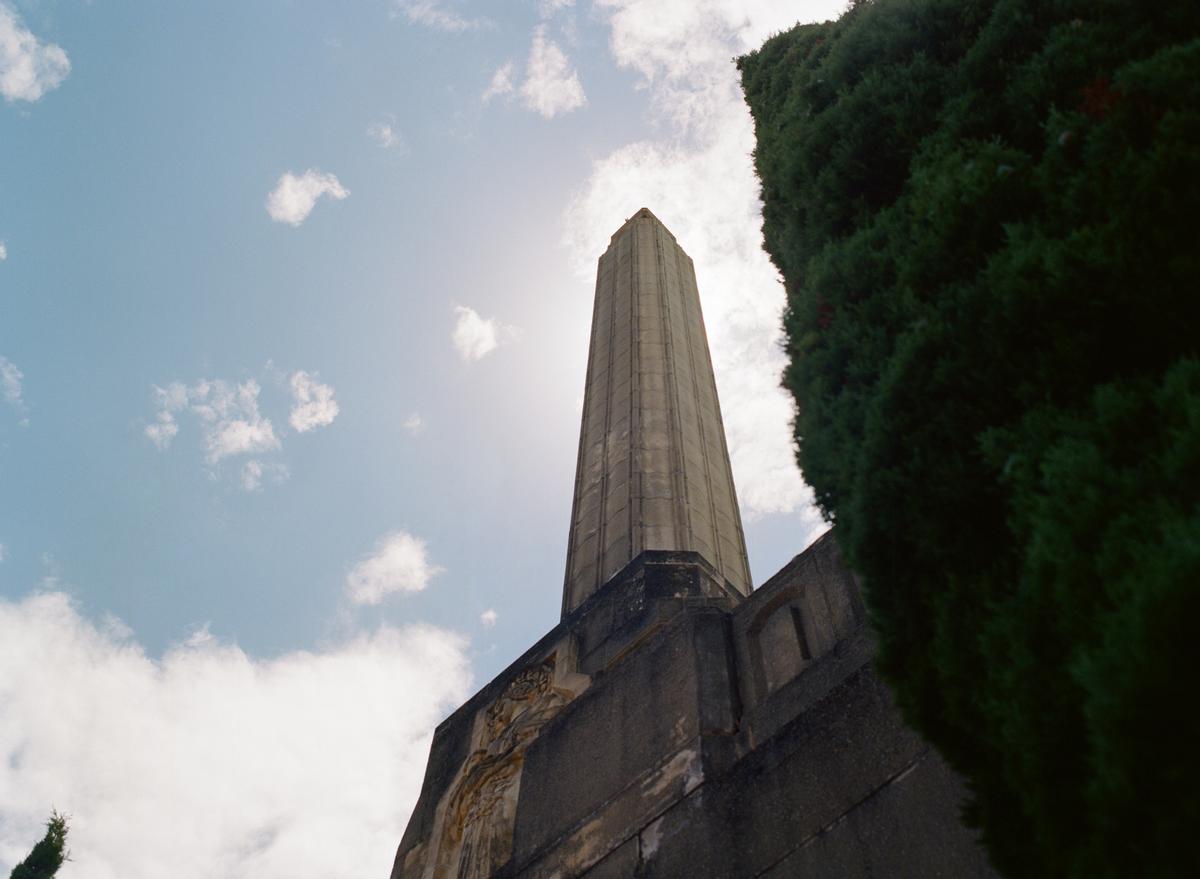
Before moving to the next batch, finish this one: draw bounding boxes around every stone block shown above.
[513,629,701,861]
[578,838,639,879]
[759,751,990,879]
[637,789,736,879]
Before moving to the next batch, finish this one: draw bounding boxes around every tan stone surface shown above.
[562,208,752,614]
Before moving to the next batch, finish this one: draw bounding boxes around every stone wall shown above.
[390,532,996,878]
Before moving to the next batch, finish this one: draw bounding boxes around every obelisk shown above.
[562,208,752,615]
[391,210,993,879]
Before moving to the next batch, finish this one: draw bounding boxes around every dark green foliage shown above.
[739,2,1200,875]
[9,812,68,879]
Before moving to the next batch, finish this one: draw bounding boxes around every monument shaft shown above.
[563,209,751,614]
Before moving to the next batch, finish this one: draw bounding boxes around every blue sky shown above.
[0,1,842,875]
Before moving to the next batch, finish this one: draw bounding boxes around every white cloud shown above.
[288,370,339,433]
[240,460,263,491]
[520,25,586,118]
[265,170,349,227]
[346,530,444,605]
[145,378,279,465]
[481,61,515,104]
[0,3,70,103]
[145,367,336,487]
[191,379,279,464]
[0,241,7,260]
[144,403,180,450]
[391,0,489,32]
[239,459,288,492]
[452,305,519,363]
[0,544,6,563]
[143,417,178,450]
[183,621,216,649]
[0,591,471,879]
[538,0,575,16]
[564,0,841,527]
[404,412,425,436]
[0,354,28,426]
[480,609,498,627]
[367,117,406,151]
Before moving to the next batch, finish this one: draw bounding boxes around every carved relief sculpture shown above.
[424,655,581,879]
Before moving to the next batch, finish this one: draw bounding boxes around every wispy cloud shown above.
[145,367,336,489]
[346,530,444,605]
[240,459,266,492]
[403,412,425,436]
[288,370,339,433]
[265,170,349,226]
[0,355,28,426]
[538,0,575,16]
[367,116,406,151]
[481,61,515,104]
[520,25,585,118]
[565,0,842,528]
[480,608,498,627]
[452,305,519,363]
[0,3,70,103]
[144,411,179,450]
[0,590,470,878]
[0,241,7,261]
[391,0,490,32]
[240,459,288,492]
[200,385,278,464]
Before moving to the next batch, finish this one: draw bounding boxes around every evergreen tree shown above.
[739,1,1200,876]
[9,813,68,879]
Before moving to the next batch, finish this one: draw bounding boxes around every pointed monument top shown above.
[608,207,677,243]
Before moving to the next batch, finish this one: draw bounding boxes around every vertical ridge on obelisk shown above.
[562,208,752,615]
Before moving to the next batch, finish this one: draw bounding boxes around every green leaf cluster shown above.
[9,812,68,879]
[738,2,1200,875]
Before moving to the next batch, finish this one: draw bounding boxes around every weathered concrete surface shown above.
[563,208,752,614]
[390,535,997,879]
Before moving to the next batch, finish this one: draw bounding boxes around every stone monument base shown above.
[391,532,996,878]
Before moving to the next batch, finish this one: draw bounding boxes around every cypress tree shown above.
[739,2,1200,875]
[9,813,68,879]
